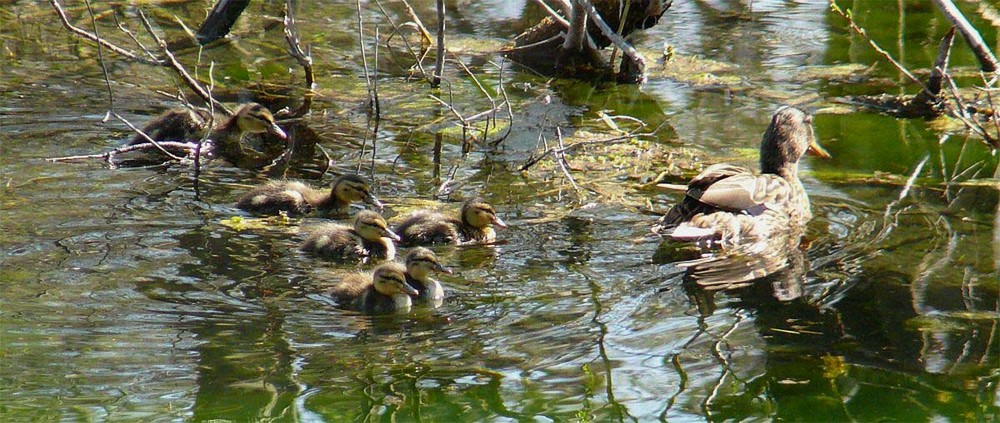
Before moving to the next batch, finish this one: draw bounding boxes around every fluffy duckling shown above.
[653,106,830,245]
[127,102,287,165]
[327,262,418,313]
[403,247,452,305]
[236,174,382,217]
[301,210,401,262]
[395,197,507,246]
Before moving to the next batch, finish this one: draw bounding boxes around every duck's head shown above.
[461,197,507,230]
[332,174,383,209]
[372,262,418,297]
[354,210,401,242]
[233,103,287,140]
[404,247,452,281]
[759,106,829,175]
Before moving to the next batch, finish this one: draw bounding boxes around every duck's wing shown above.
[654,164,749,232]
[689,171,792,216]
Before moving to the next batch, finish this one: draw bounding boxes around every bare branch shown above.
[932,0,999,72]
[136,9,231,115]
[281,0,314,119]
[432,0,446,87]
[49,0,166,66]
[47,141,195,163]
[830,1,933,97]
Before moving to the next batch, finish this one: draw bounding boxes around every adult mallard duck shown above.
[127,102,287,166]
[653,106,830,245]
[326,262,418,313]
[403,247,452,306]
[301,210,401,262]
[395,197,507,246]
[236,174,382,217]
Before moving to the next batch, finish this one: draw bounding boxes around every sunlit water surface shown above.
[1,0,997,421]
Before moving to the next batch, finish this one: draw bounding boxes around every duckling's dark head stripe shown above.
[382,275,405,284]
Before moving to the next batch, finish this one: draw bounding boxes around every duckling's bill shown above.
[493,216,508,228]
[401,282,419,296]
[268,123,288,140]
[384,228,401,241]
[365,193,384,209]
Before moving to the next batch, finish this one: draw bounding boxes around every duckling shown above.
[127,102,287,166]
[236,174,382,217]
[395,197,507,246]
[403,247,452,305]
[327,262,418,313]
[301,210,401,262]
[653,106,830,245]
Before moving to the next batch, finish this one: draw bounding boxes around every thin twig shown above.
[136,9,230,115]
[489,59,514,146]
[49,0,166,66]
[554,127,583,198]
[830,1,933,97]
[356,0,375,116]
[112,112,186,161]
[374,0,430,82]
[194,61,217,198]
[532,0,570,27]
[47,141,196,162]
[83,0,113,110]
[282,0,314,119]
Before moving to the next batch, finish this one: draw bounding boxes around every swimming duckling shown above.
[653,106,830,245]
[327,262,418,313]
[301,210,401,262]
[236,174,382,217]
[403,247,452,305]
[395,197,507,246]
[127,102,287,166]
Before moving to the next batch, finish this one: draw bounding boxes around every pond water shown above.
[2,0,998,421]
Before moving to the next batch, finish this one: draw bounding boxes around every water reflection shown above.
[2,0,998,421]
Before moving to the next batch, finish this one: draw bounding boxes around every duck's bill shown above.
[384,229,402,242]
[807,140,831,158]
[401,283,419,296]
[365,195,384,209]
[492,216,508,228]
[436,264,454,275]
[268,123,288,140]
